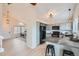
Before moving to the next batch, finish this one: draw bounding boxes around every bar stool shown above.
[45,44,55,56]
[62,49,75,56]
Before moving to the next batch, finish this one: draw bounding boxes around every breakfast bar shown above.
[46,37,79,56]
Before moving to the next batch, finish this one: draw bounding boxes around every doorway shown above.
[13,25,27,42]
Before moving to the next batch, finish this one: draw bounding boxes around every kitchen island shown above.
[46,37,79,56]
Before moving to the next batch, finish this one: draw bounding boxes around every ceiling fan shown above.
[30,3,37,6]
[8,3,12,5]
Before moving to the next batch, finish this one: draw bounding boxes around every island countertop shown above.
[45,37,79,56]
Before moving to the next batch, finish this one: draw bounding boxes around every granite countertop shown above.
[46,37,59,43]
[46,37,79,49]
[58,38,79,49]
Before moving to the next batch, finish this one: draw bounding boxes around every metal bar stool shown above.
[62,49,75,56]
[45,44,55,56]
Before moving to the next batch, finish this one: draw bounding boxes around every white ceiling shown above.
[35,3,76,24]
[9,3,76,25]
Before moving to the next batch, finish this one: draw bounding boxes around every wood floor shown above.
[0,38,46,56]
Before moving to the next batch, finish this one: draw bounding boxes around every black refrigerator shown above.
[40,26,46,44]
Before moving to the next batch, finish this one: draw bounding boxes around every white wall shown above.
[0,4,11,39]
[73,17,78,33]
[60,23,72,31]
[72,4,79,33]
[31,21,40,48]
